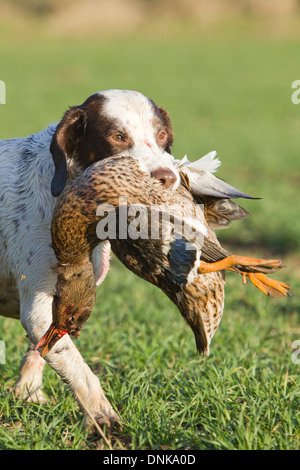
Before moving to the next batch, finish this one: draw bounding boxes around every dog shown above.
[0,89,180,425]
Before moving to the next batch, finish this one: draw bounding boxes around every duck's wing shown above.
[175,152,254,198]
[169,213,230,264]
[183,168,255,200]
[176,152,256,229]
[203,198,250,230]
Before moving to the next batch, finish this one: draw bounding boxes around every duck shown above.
[35,154,290,357]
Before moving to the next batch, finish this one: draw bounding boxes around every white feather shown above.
[175,151,221,174]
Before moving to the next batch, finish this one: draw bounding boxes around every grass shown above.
[0,20,299,449]
[1,263,299,449]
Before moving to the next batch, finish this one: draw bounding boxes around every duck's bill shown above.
[35,324,68,357]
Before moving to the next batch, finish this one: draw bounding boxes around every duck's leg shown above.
[197,255,284,275]
[242,272,291,297]
[197,255,291,297]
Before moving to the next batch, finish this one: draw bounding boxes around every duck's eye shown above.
[111,134,125,143]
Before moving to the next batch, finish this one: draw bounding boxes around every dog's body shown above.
[0,90,179,424]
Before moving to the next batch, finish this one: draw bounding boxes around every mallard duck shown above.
[35,155,290,357]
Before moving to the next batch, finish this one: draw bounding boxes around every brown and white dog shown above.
[0,90,180,425]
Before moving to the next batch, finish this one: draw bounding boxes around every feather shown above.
[44,156,290,360]
[186,171,255,199]
[205,199,251,230]
[176,152,256,200]
[175,151,221,173]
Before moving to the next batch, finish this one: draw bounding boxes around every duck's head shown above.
[35,262,96,357]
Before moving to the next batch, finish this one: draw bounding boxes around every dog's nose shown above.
[151,168,177,189]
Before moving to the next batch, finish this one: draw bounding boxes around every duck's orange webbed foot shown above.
[197,255,284,275]
[242,272,291,297]
[197,255,291,297]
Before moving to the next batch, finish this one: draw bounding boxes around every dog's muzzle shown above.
[151,167,178,189]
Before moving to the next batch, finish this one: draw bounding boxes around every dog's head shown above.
[50,89,180,197]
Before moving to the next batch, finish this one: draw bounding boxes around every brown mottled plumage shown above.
[36,156,290,357]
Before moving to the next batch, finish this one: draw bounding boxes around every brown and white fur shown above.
[0,90,180,425]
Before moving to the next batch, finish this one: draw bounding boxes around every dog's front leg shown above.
[15,343,47,403]
[44,334,121,427]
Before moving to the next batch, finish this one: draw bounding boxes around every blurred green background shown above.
[0,0,299,450]
[1,0,300,256]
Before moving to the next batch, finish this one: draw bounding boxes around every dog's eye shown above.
[111,134,125,143]
[157,130,167,143]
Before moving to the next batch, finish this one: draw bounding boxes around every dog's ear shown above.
[50,106,86,197]
[158,106,174,153]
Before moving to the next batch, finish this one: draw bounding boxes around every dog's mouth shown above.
[122,153,180,190]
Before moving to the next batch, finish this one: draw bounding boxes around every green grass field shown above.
[0,22,299,450]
